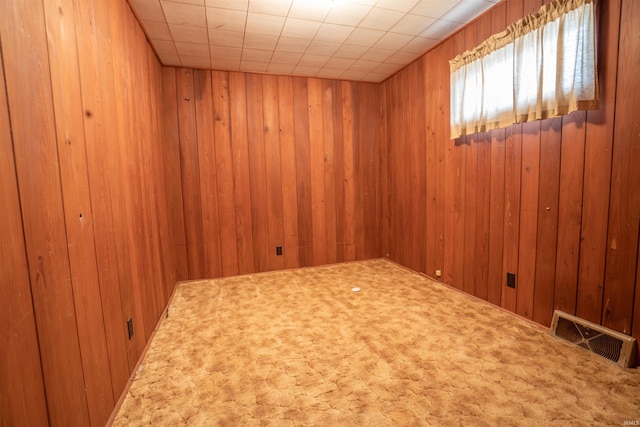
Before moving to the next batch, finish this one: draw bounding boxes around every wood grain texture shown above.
[384,0,640,342]
[0,37,50,427]
[2,0,182,423]
[44,0,114,422]
[603,0,639,336]
[165,72,383,275]
[577,0,620,326]
[0,0,91,424]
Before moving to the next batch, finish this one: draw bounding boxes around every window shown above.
[449,0,598,139]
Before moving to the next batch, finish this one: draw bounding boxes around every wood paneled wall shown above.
[0,0,182,425]
[384,0,640,343]
[2,0,639,424]
[162,69,386,278]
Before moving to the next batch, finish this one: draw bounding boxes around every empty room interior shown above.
[2,0,640,425]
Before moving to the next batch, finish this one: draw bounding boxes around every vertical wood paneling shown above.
[0,0,91,423]
[43,0,114,421]
[487,2,507,308]
[246,73,271,272]
[161,68,190,281]
[211,70,240,276]
[603,0,640,335]
[2,0,183,422]
[385,0,640,347]
[308,78,328,266]
[176,69,205,279]
[533,118,561,326]
[577,0,620,325]
[473,12,493,303]
[554,111,586,314]
[516,121,540,320]
[359,83,383,259]
[293,77,314,266]
[342,81,357,262]
[195,69,223,278]
[229,72,256,274]
[462,27,478,296]
[76,0,137,389]
[322,79,338,265]
[441,41,456,286]
[277,76,300,269]
[263,75,286,271]
[452,32,467,292]
[0,40,49,427]
[165,72,383,276]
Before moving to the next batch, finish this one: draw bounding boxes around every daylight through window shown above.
[449,0,598,139]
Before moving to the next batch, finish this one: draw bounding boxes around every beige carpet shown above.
[112,259,640,426]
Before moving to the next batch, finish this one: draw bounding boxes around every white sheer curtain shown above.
[450,0,598,139]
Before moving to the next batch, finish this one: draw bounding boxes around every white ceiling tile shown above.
[360,47,395,62]
[345,27,384,46]
[133,0,494,82]
[411,0,458,18]
[442,0,493,24]
[170,24,209,43]
[374,62,405,74]
[375,33,413,50]
[168,0,204,5]
[270,51,303,64]
[350,59,381,71]
[130,0,165,22]
[157,52,182,66]
[240,61,269,72]
[363,71,388,82]
[390,13,435,36]
[175,42,211,57]
[246,13,285,35]
[359,8,405,31]
[268,62,296,74]
[242,48,273,62]
[293,65,319,77]
[206,8,247,32]
[248,0,292,15]
[152,39,178,55]
[297,54,329,67]
[340,69,368,80]
[420,19,460,40]
[205,0,248,10]
[325,2,371,26]
[375,0,420,12]
[350,0,377,6]
[316,68,344,79]
[210,45,242,59]
[314,23,354,43]
[323,57,356,69]
[276,36,311,53]
[212,57,241,69]
[306,40,341,56]
[142,20,173,40]
[287,0,332,22]
[402,36,439,53]
[386,49,421,64]
[333,43,370,58]
[209,28,245,47]
[243,32,280,50]
[180,55,212,68]
[281,18,321,38]
[161,1,207,27]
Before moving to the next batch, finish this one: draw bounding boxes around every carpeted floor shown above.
[112,259,640,426]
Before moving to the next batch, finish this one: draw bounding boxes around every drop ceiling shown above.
[129,0,498,83]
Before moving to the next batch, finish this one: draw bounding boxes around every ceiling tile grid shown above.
[129,0,499,83]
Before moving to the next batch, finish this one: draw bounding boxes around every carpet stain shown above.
[113,259,640,426]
